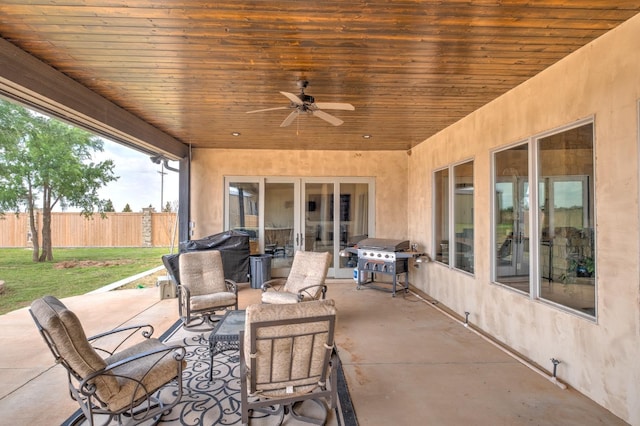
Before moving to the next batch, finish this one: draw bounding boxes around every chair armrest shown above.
[88,324,155,356]
[80,344,186,396]
[296,284,328,302]
[177,284,191,301]
[225,279,238,295]
[261,278,287,292]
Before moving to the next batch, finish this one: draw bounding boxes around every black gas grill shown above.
[353,238,411,296]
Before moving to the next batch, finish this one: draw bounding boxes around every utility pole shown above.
[158,162,167,211]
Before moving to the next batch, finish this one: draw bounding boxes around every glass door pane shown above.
[265,181,298,277]
[228,181,260,254]
[494,144,530,293]
[304,182,334,261]
[337,183,370,276]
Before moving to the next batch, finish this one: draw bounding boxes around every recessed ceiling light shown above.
[231,132,241,136]
[362,134,372,139]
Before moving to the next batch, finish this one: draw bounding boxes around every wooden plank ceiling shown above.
[0,1,638,152]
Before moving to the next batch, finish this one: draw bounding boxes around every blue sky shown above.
[90,139,179,212]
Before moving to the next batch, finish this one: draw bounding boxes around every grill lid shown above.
[356,238,410,252]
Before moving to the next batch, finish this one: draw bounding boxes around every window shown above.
[493,144,530,292]
[434,160,474,273]
[492,121,595,317]
[434,168,449,264]
[537,123,595,315]
[454,162,474,273]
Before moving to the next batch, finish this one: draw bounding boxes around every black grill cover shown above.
[162,230,250,284]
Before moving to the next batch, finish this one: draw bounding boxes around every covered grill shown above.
[352,238,411,296]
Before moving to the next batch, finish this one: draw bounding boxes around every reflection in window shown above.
[339,183,369,269]
[454,162,474,273]
[538,123,595,316]
[494,144,530,293]
[229,182,259,241]
[434,168,449,264]
[305,183,334,255]
[434,161,474,273]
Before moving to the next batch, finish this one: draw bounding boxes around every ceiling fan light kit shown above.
[247,80,354,127]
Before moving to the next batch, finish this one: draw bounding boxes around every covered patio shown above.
[2,3,640,423]
[0,281,625,425]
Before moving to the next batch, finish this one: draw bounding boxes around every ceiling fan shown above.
[247,80,354,127]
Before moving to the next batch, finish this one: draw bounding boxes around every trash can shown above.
[250,254,272,289]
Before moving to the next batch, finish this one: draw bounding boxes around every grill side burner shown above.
[354,239,411,296]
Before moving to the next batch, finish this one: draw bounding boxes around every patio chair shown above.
[240,299,338,425]
[178,250,238,327]
[29,295,185,426]
[261,251,331,304]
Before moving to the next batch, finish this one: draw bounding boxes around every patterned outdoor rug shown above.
[64,320,357,426]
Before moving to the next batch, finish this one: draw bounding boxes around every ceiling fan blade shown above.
[313,110,344,126]
[280,91,304,105]
[280,111,299,127]
[314,102,355,111]
[246,106,288,114]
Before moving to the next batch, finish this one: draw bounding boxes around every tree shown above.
[104,199,115,212]
[0,100,118,262]
[122,203,132,212]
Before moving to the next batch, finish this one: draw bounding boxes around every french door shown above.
[495,177,530,280]
[225,177,374,278]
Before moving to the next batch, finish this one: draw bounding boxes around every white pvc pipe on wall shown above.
[409,289,567,390]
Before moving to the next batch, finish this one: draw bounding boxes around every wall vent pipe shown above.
[551,358,561,378]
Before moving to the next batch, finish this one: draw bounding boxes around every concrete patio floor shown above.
[0,279,627,425]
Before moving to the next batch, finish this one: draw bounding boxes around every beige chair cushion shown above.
[243,299,336,397]
[30,296,120,403]
[260,291,300,304]
[179,250,228,296]
[104,338,182,412]
[283,251,331,297]
[190,292,238,311]
[260,251,331,305]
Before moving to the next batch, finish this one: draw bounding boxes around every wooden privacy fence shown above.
[0,209,178,248]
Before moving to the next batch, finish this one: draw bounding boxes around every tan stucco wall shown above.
[408,14,640,424]
[189,149,409,241]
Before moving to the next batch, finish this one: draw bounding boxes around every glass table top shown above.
[210,309,246,340]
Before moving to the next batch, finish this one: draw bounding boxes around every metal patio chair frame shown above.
[30,295,185,426]
[239,300,338,425]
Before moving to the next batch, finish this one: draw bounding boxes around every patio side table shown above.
[208,309,246,381]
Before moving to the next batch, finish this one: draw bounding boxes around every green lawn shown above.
[0,247,174,315]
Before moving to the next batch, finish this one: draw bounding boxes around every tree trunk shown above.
[28,206,40,262]
[39,209,53,261]
[39,188,54,262]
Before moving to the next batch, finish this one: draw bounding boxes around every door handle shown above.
[296,233,299,246]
